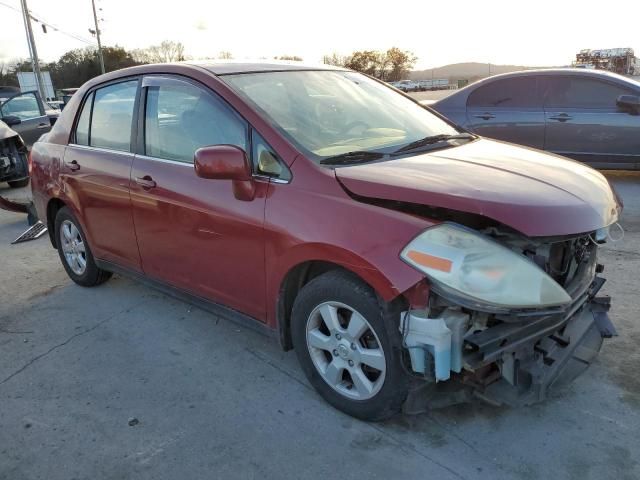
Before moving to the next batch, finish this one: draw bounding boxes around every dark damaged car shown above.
[30,62,621,420]
[0,119,29,188]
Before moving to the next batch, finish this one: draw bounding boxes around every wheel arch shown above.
[275,254,418,351]
[46,197,67,248]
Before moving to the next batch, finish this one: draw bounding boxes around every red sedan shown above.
[30,62,620,419]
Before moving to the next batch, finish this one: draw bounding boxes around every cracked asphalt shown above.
[1,172,639,480]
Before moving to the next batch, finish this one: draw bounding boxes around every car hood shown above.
[335,138,620,237]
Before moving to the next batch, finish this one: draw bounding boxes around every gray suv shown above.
[431,69,640,169]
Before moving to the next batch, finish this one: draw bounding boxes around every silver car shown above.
[431,69,640,169]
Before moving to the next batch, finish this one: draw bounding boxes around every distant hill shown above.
[409,62,556,82]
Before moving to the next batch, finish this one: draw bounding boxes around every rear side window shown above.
[74,92,93,145]
[144,81,247,163]
[543,77,634,108]
[90,80,138,151]
[468,77,541,108]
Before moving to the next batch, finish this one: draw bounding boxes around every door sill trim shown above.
[95,259,277,340]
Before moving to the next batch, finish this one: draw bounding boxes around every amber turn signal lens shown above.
[406,250,452,273]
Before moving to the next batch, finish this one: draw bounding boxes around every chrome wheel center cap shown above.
[337,344,350,359]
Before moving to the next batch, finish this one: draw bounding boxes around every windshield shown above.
[222,70,460,160]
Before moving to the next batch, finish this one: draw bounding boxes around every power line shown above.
[0,0,97,48]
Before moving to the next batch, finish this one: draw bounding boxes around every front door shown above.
[130,75,268,321]
[465,76,545,149]
[543,75,640,168]
[0,91,51,146]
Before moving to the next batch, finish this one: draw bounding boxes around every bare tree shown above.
[136,41,186,63]
[218,51,233,60]
[322,53,347,67]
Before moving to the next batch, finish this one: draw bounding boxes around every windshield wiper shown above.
[391,133,475,156]
[319,150,386,166]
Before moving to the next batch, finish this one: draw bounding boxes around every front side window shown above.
[543,77,635,108]
[144,81,247,163]
[1,92,41,120]
[222,70,459,160]
[467,77,541,108]
[90,80,138,152]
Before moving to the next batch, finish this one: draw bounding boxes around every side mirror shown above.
[1,115,21,127]
[616,94,640,114]
[194,144,255,200]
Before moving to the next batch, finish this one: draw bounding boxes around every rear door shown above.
[465,76,545,149]
[130,75,269,321]
[63,79,142,272]
[0,91,50,146]
[542,75,640,168]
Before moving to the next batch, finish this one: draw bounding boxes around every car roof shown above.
[185,60,347,75]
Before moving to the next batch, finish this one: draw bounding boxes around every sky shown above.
[0,0,639,70]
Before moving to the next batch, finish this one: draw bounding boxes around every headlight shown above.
[400,223,572,310]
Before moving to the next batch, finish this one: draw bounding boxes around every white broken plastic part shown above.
[400,309,469,381]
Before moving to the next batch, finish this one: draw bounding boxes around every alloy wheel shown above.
[305,301,386,400]
[60,219,87,276]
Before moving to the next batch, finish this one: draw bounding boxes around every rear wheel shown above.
[8,178,29,188]
[54,207,111,287]
[291,270,408,421]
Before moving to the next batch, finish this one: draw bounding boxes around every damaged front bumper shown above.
[402,272,616,412]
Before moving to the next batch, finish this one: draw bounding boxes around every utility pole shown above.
[91,0,105,74]
[19,0,47,101]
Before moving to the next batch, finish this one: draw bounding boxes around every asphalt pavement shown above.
[0,172,639,480]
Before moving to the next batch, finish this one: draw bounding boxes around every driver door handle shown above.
[473,113,495,120]
[68,160,80,171]
[135,175,157,189]
[37,122,49,129]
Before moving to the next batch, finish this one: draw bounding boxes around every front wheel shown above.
[291,270,408,421]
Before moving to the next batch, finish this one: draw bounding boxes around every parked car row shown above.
[390,79,450,92]
[29,62,620,420]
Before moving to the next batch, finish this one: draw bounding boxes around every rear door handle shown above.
[473,113,495,120]
[37,123,49,129]
[67,160,80,171]
[135,175,156,189]
[548,113,573,122]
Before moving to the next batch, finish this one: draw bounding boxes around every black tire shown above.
[8,178,29,188]
[54,206,112,287]
[291,270,409,421]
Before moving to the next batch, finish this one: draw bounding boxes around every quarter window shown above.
[144,81,247,163]
[1,92,41,120]
[74,92,93,146]
[90,80,138,152]
[252,131,290,180]
[468,77,541,108]
[543,77,634,108]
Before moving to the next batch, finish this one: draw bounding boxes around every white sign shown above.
[16,71,55,101]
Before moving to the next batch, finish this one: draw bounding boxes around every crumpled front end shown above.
[400,229,616,411]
